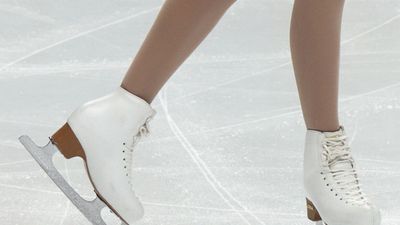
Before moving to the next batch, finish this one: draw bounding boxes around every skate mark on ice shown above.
[341,13,400,44]
[0,176,94,200]
[154,12,400,107]
[151,61,291,108]
[5,49,397,81]
[0,207,63,215]
[359,158,400,165]
[161,79,400,139]
[3,61,128,79]
[163,61,291,104]
[0,7,160,73]
[162,67,400,141]
[0,182,62,195]
[348,116,360,145]
[159,90,266,225]
[148,75,400,144]
[0,159,34,166]
[140,105,300,143]
[0,118,55,128]
[340,80,400,102]
[0,3,56,23]
[361,169,400,175]
[143,200,303,217]
[86,34,125,50]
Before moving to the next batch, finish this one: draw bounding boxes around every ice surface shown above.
[0,0,400,224]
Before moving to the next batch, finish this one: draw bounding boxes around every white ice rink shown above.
[1,0,400,224]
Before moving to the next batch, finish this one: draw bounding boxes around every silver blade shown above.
[19,135,108,225]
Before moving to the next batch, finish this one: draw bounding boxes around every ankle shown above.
[307,125,341,133]
[120,84,153,104]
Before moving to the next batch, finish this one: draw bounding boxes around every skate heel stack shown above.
[306,198,322,222]
[50,123,86,160]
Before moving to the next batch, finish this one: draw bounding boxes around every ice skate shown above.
[19,87,156,225]
[303,127,381,225]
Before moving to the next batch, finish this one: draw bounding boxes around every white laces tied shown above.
[123,117,152,186]
[321,133,369,206]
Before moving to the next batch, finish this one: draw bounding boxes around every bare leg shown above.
[290,0,345,132]
[121,0,236,103]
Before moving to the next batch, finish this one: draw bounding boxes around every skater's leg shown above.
[292,3,381,225]
[22,1,237,223]
[121,0,236,103]
[290,0,345,132]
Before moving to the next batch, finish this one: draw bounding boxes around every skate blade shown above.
[316,221,327,225]
[19,135,128,225]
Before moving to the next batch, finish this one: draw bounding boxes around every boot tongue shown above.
[322,127,364,202]
[323,128,353,171]
[331,157,353,171]
[323,127,344,138]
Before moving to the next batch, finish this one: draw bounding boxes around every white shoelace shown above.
[123,118,152,187]
[321,133,368,206]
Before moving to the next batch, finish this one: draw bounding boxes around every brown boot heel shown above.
[306,198,322,222]
[50,123,86,160]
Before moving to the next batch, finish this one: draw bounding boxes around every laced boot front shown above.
[123,117,153,187]
[304,127,381,225]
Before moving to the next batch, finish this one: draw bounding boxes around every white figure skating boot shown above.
[304,126,381,225]
[19,87,155,225]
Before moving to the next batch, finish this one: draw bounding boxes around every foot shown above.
[52,87,155,224]
[303,127,381,225]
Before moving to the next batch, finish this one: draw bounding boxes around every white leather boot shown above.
[304,127,381,225]
[51,87,155,224]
